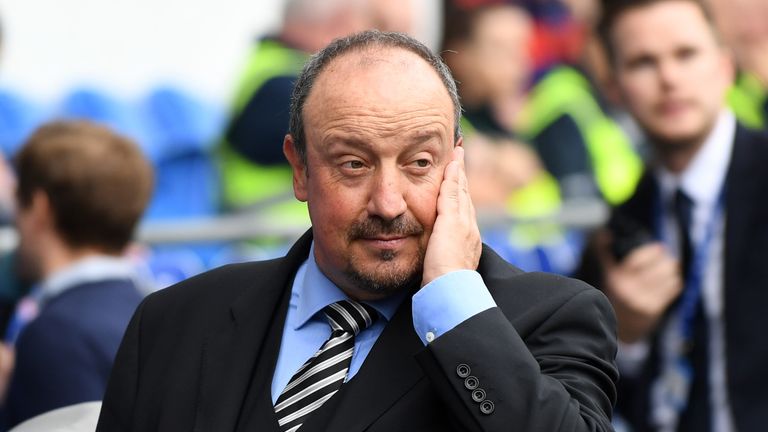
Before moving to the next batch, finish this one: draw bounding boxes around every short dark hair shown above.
[288,30,462,165]
[597,0,718,63]
[15,120,154,253]
[440,1,518,51]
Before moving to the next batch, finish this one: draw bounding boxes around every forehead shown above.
[612,1,716,57]
[303,47,455,130]
[472,7,531,41]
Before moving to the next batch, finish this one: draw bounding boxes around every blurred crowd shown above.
[0,0,767,430]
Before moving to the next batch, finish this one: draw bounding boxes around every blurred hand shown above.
[422,146,482,286]
[0,342,15,404]
[596,230,683,344]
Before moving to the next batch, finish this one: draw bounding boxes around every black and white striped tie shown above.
[274,299,378,432]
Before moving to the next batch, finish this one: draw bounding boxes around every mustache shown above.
[347,215,425,241]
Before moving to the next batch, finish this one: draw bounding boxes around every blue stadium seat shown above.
[141,85,223,158]
[140,86,224,220]
[0,88,46,157]
[58,87,156,161]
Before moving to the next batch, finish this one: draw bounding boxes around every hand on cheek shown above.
[422,146,482,286]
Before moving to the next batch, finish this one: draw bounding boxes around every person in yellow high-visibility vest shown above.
[710,0,768,130]
[441,0,642,206]
[518,65,644,206]
[219,0,368,228]
[463,127,586,275]
[728,72,767,130]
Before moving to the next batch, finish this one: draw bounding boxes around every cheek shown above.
[700,60,732,100]
[308,179,365,229]
[406,183,440,230]
[620,76,655,111]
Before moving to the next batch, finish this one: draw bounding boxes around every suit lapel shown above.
[195,232,313,431]
[314,295,426,432]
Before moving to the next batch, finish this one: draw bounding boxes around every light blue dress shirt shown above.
[270,243,497,403]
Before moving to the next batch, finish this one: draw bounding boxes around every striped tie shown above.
[274,299,378,432]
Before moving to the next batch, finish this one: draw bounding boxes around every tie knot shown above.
[323,300,378,335]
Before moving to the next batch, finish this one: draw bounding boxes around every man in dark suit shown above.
[587,1,768,431]
[2,121,154,426]
[98,30,618,432]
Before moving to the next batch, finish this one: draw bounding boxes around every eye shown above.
[626,55,655,71]
[676,46,697,61]
[342,160,365,169]
[412,159,431,168]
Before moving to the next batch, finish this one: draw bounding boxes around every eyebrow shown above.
[408,129,443,146]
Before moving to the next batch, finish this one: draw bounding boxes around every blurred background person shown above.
[443,0,642,206]
[440,0,568,242]
[442,2,532,138]
[464,133,584,274]
[217,0,370,226]
[0,16,25,405]
[441,0,620,275]
[369,0,415,34]
[710,0,768,130]
[0,121,153,428]
[581,0,768,430]
[521,0,645,206]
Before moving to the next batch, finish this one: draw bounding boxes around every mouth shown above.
[359,235,410,249]
[656,100,692,116]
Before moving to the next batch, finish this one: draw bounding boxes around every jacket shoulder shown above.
[481,246,612,329]
[141,257,288,318]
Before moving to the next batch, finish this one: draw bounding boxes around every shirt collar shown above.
[292,243,406,330]
[655,110,735,207]
[40,255,136,304]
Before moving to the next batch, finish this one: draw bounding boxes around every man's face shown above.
[286,47,457,300]
[468,6,532,100]
[611,1,733,147]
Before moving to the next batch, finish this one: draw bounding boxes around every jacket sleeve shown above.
[414,287,618,432]
[96,299,146,432]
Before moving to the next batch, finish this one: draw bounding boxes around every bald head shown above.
[288,30,462,165]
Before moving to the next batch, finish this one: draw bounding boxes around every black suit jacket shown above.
[97,232,618,431]
[606,125,768,432]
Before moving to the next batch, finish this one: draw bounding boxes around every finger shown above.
[454,146,472,219]
[622,242,668,271]
[437,158,460,215]
[456,146,481,240]
[633,277,683,311]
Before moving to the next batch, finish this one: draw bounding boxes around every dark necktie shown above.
[673,188,694,277]
[274,299,378,432]
[673,188,712,432]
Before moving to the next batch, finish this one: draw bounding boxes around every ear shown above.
[283,134,308,202]
[455,135,464,149]
[33,189,52,218]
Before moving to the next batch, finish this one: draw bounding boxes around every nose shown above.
[658,59,683,90]
[366,167,407,222]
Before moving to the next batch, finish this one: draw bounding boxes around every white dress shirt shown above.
[618,110,737,432]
